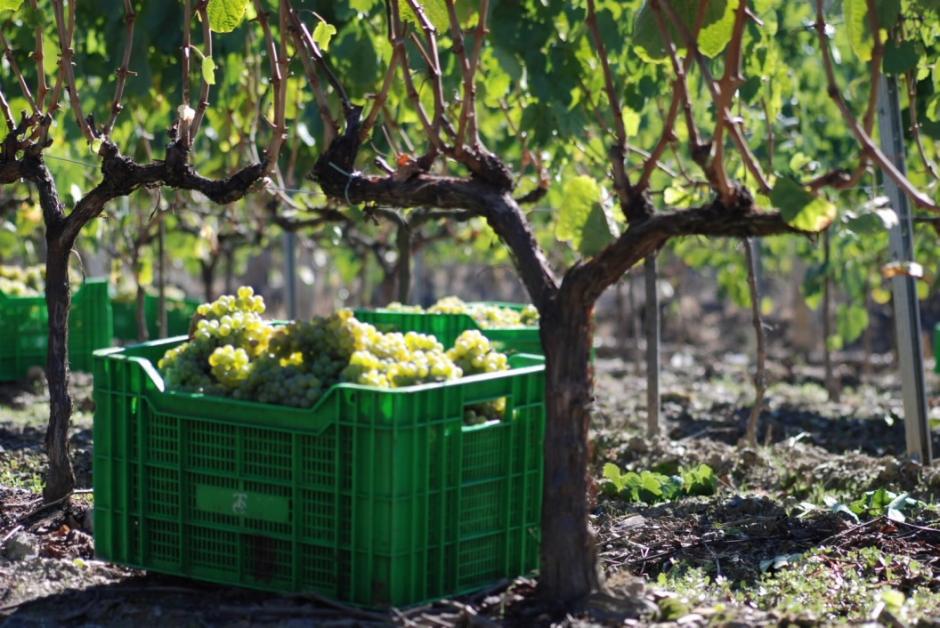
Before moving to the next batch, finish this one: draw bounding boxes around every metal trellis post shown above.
[877,73,933,464]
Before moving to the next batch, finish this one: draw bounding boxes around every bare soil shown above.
[1,350,940,626]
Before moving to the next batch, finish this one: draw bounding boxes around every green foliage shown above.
[399,0,450,31]
[601,462,716,504]
[661,546,938,624]
[1,0,939,393]
[349,0,379,14]
[883,40,918,74]
[556,175,617,255]
[771,178,835,232]
[312,18,337,52]
[844,0,874,61]
[201,56,217,85]
[681,463,719,496]
[849,488,921,522]
[207,0,249,33]
[633,0,739,61]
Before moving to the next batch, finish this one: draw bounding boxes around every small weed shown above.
[0,458,44,493]
[601,462,717,503]
[655,547,940,624]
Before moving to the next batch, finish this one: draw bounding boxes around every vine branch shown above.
[52,0,94,143]
[30,0,48,110]
[190,0,213,144]
[0,28,38,114]
[103,0,137,136]
[0,87,14,131]
[813,0,939,210]
[405,0,447,141]
[656,0,771,195]
[585,0,633,214]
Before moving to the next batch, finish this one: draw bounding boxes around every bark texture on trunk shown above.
[201,259,217,303]
[43,244,75,502]
[133,252,149,341]
[396,225,412,304]
[158,218,167,338]
[537,298,602,607]
[135,284,149,341]
[224,248,235,296]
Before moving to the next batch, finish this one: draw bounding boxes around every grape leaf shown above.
[837,303,869,343]
[844,0,873,62]
[845,208,898,233]
[202,57,217,85]
[771,177,835,232]
[207,0,249,33]
[350,0,379,13]
[399,0,450,32]
[876,0,901,30]
[578,204,618,257]
[557,175,605,252]
[633,0,739,61]
[313,20,337,52]
[622,107,640,137]
[884,40,918,74]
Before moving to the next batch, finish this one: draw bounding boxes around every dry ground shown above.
[1,350,940,626]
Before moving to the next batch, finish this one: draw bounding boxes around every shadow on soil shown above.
[666,403,940,458]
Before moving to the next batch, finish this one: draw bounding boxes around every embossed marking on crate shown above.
[195,485,290,523]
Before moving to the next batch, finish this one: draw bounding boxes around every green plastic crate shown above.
[354,302,542,355]
[112,294,199,341]
[92,339,545,607]
[0,278,113,381]
[935,323,940,374]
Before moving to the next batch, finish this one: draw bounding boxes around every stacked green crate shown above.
[354,302,542,355]
[0,278,113,380]
[935,323,940,373]
[92,339,544,606]
[112,294,199,341]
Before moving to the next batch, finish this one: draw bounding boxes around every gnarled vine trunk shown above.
[43,241,75,502]
[396,224,411,303]
[224,247,236,296]
[537,297,601,605]
[200,258,218,303]
[133,251,149,341]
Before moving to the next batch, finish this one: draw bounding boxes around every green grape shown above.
[0,264,46,296]
[161,288,272,395]
[447,330,510,422]
[519,304,539,326]
[385,302,423,313]
[0,264,87,296]
[447,330,508,376]
[386,296,539,328]
[113,283,188,304]
[159,291,512,423]
[427,296,468,315]
[208,345,251,388]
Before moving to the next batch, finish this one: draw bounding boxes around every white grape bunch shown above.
[446,330,510,423]
[386,296,539,328]
[0,264,46,296]
[0,264,84,296]
[159,290,511,423]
